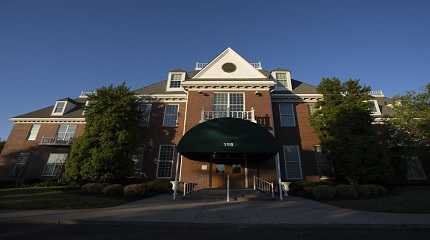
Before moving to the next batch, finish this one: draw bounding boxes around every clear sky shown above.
[0,0,429,139]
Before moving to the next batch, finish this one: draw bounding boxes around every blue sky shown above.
[0,0,429,139]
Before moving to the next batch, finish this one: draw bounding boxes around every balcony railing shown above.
[200,108,256,122]
[195,62,262,70]
[40,136,74,146]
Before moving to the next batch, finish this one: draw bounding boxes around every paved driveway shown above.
[1,194,430,225]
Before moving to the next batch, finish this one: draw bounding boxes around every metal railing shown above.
[182,182,198,197]
[253,176,275,198]
[39,136,74,146]
[195,62,262,70]
[201,108,256,122]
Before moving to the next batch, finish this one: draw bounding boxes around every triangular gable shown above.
[192,48,267,79]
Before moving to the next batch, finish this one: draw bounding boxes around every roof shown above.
[133,80,185,95]
[13,98,85,119]
[272,79,319,94]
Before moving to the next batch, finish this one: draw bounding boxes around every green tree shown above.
[385,83,430,178]
[65,83,139,182]
[311,78,392,184]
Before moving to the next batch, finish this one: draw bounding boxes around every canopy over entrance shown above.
[177,118,280,162]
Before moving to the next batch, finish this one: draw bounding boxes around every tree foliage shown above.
[311,78,392,184]
[65,83,139,182]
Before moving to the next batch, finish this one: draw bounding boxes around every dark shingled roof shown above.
[133,80,185,95]
[272,79,318,94]
[13,98,86,119]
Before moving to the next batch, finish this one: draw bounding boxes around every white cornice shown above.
[137,94,187,102]
[271,93,323,103]
[10,118,86,124]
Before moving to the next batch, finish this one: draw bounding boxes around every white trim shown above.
[27,124,41,141]
[51,101,68,116]
[367,100,382,116]
[162,104,179,127]
[278,103,296,127]
[156,144,175,179]
[11,118,86,124]
[192,48,267,79]
[283,145,303,180]
[182,81,275,86]
[166,72,186,92]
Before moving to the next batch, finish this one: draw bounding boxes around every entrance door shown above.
[226,163,245,189]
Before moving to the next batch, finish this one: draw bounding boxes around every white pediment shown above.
[192,48,267,79]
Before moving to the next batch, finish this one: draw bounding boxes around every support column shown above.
[226,174,230,202]
[275,153,283,200]
[173,153,181,200]
[244,156,248,188]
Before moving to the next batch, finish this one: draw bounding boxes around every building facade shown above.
[0,48,393,188]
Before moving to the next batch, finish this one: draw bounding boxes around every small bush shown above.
[31,179,68,187]
[335,184,358,199]
[81,183,105,194]
[124,183,146,199]
[145,180,172,193]
[312,185,336,201]
[358,184,387,198]
[102,184,124,197]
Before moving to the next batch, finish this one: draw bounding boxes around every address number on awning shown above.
[224,142,234,147]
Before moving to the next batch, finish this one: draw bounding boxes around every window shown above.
[279,103,296,127]
[57,124,77,140]
[11,152,30,177]
[275,72,289,89]
[52,101,67,115]
[283,145,303,180]
[27,124,41,141]
[213,92,244,118]
[156,145,175,178]
[132,145,146,177]
[367,100,382,116]
[314,145,333,177]
[163,104,179,127]
[307,103,317,116]
[169,73,182,88]
[42,153,67,177]
[138,103,152,127]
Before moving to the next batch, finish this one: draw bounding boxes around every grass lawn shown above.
[326,186,430,213]
[0,186,128,210]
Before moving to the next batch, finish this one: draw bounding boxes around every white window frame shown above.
[279,103,296,127]
[51,101,68,116]
[166,72,185,92]
[156,144,175,179]
[367,100,382,116]
[56,124,77,140]
[27,124,41,141]
[138,103,152,127]
[283,145,303,180]
[272,71,292,91]
[42,153,68,177]
[213,92,245,111]
[162,104,179,127]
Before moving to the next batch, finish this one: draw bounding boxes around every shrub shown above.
[335,184,358,199]
[81,183,105,194]
[358,184,387,198]
[288,181,332,198]
[124,183,146,199]
[31,179,68,187]
[102,184,124,197]
[312,185,336,201]
[145,180,172,193]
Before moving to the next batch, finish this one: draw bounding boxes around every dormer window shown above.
[169,74,182,88]
[52,101,67,116]
[272,70,292,91]
[166,72,185,91]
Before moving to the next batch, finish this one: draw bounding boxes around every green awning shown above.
[177,118,280,161]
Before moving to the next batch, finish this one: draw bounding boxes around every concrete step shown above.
[182,188,275,201]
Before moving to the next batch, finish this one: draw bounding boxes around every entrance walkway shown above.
[1,194,430,224]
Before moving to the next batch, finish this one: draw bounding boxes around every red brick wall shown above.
[180,90,277,188]
[0,123,85,180]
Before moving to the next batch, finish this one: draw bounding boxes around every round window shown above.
[222,63,237,73]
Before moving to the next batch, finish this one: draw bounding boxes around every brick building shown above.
[0,48,392,189]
